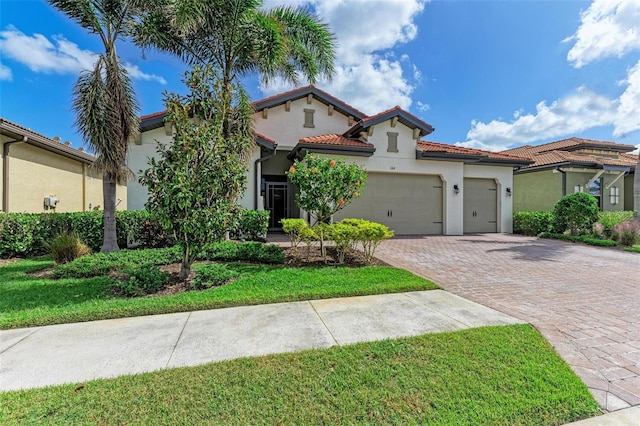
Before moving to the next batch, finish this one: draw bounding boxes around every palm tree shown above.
[133,0,335,139]
[49,0,146,251]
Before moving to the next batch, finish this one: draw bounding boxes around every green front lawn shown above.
[0,325,599,425]
[624,245,640,253]
[0,257,438,329]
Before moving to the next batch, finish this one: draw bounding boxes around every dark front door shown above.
[265,181,290,230]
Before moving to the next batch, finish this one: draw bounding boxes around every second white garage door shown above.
[334,173,443,235]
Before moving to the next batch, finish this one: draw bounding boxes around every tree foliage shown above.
[140,65,253,279]
[286,154,368,225]
[553,192,600,236]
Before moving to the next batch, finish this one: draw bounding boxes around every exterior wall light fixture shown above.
[453,184,460,195]
[506,187,512,196]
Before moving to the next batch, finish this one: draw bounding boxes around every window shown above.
[610,186,619,205]
[589,177,602,209]
[303,109,315,128]
[387,132,398,153]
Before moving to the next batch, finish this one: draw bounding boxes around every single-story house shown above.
[502,138,637,212]
[130,85,532,235]
[0,118,127,213]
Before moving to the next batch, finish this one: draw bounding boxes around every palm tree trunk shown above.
[634,155,639,218]
[101,174,120,252]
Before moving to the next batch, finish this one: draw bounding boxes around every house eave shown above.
[288,143,375,160]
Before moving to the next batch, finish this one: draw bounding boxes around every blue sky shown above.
[1,0,639,153]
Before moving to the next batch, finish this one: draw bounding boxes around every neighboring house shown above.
[0,118,127,213]
[502,137,638,212]
[130,85,531,235]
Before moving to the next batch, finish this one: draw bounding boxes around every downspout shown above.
[2,136,27,212]
[254,145,278,210]
[555,167,566,196]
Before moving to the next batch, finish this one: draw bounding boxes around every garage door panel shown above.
[334,173,443,235]
[463,178,497,233]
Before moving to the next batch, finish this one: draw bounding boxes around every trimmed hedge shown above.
[0,209,270,259]
[538,232,619,247]
[513,211,554,236]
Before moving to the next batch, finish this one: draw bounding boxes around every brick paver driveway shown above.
[376,234,640,412]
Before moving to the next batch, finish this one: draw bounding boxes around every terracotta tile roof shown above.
[299,134,374,148]
[418,141,532,162]
[502,137,636,155]
[139,110,167,121]
[253,84,368,120]
[344,105,434,138]
[256,133,275,145]
[528,150,638,168]
[501,137,638,170]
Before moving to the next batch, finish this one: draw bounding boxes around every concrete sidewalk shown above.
[0,290,523,391]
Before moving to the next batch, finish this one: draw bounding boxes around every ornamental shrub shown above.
[339,218,394,264]
[191,264,239,290]
[47,232,91,264]
[230,208,270,242]
[553,193,599,236]
[329,222,359,264]
[612,220,640,246]
[280,218,309,250]
[114,266,169,297]
[512,211,554,236]
[597,211,635,238]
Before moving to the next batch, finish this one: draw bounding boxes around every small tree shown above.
[553,192,600,236]
[140,65,252,280]
[286,154,367,260]
[286,154,367,225]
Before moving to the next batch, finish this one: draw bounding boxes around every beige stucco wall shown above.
[254,98,353,149]
[1,139,126,213]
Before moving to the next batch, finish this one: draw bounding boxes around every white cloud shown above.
[461,86,618,151]
[613,59,640,137]
[125,63,167,85]
[565,0,640,68]
[416,101,430,112]
[0,26,166,84]
[260,0,427,115]
[0,62,12,81]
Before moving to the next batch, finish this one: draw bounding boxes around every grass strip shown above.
[0,259,438,329]
[0,325,599,425]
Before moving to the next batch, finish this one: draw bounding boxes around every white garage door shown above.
[334,173,443,235]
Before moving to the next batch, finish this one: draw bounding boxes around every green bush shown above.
[612,220,640,246]
[329,222,359,264]
[553,193,599,236]
[231,209,270,242]
[48,232,92,264]
[339,218,394,264]
[280,218,309,249]
[191,263,239,290]
[0,209,268,259]
[598,211,635,238]
[53,246,182,279]
[113,266,169,297]
[513,211,554,236]
[199,241,284,264]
